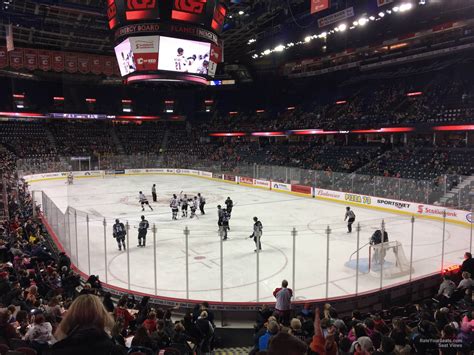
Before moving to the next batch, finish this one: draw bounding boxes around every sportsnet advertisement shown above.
[129,36,159,71]
[158,36,211,75]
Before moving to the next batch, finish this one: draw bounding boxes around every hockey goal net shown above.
[369,241,413,278]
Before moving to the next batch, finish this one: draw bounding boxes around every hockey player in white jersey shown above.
[190,196,199,218]
[174,48,187,72]
[170,194,179,220]
[67,172,74,185]
[139,191,153,211]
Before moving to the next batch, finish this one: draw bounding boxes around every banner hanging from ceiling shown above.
[311,0,330,14]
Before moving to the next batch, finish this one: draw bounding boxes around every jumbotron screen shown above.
[114,35,213,77]
[109,1,226,84]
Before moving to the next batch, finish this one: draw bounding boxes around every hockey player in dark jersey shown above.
[180,192,188,217]
[170,194,179,220]
[217,205,224,236]
[137,215,149,247]
[221,209,230,240]
[113,219,126,251]
[197,193,206,215]
[225,197,233,215]
[152,184,157,202]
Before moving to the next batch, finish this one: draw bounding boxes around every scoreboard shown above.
[108,0,227,84]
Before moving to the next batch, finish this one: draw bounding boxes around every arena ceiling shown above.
[0,0,473,65]
[0,0,305,62]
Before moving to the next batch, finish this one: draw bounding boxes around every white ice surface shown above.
[30,175,471,302]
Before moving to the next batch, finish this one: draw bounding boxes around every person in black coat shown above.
[102,292,115,313]
[461,252,474,276]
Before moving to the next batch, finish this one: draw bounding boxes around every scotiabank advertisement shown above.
[129,36,159,71]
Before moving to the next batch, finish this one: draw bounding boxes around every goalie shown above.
[370,229,389,264]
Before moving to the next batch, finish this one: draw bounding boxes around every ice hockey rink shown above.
[30,174,471,302]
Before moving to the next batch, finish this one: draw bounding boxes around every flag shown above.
[5,24,14,52]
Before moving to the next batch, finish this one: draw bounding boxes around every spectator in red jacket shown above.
[113,298,135,333]
[273,279,293,326]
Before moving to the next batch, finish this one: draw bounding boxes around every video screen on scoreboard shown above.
[158,36,211,75]
[114,38,137,76]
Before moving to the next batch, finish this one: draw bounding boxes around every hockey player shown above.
[174,48,187,72]
[67,172,74,185]
[137,215,149,247]
[370,229,389,264]
[139,191,153,212]
[221,209,230,241]
[344,207,356,233]
[249,217,263,252]
[197,193,206,215]
[217,205,224,235]
[152,184,157,202]
[225,197,233,216]
[190,196,199,218]
[180,192,188,217]
[113,219,126,251]
[170,194,179,220]
[197,60,209,75]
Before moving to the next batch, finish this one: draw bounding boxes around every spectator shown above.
[267,331,307,354]
[113,297,134,333]
[23,312,54,354]
[150,320,170,350]
[102,292,114,313]
[47,294,127,355]
[0,310,20,347]
[390,330,411,354]
[130,326,155,352]
[289,318,306,342]
[436,275,456,305]
[259,320,279,351]
[172,322,194,350]
[460,252,474,276]
[273,279,293,326]
[142,311,157,333]
[310,308,337,355]
[195,311,214,353]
